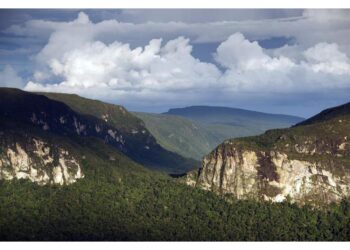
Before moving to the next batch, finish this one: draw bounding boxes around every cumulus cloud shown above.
[303,43,350,75]
[215,33,294,72]
[25,36,221,97]
[0,65,24,88]
[214,33,350,93]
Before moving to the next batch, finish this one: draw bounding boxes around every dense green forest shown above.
[1,151,350,241]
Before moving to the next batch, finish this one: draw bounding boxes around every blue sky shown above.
[0,9,350,118]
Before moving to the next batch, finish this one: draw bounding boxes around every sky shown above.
[0,9,350,118]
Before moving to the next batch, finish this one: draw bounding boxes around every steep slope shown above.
[134,112,220,160]
[0,88,197,174]
[187,104,350,206]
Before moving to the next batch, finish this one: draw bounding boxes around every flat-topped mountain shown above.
[165,106,303,126]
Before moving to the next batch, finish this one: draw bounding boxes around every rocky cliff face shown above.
[0,136,84,185]
[187,115,350,206]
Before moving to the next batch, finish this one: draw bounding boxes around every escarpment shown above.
[187,114,350,206]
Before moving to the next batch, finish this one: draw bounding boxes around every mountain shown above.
[187,102,350,206]
[135,106,304,160]
[0,88,197,174]
[1,88,350,240]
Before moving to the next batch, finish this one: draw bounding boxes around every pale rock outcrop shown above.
[73,117,86,135]
[0,139,84,185]
[188,144,350,205]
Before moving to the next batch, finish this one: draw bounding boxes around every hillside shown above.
[0,88,198,174]
[187,102,350,207]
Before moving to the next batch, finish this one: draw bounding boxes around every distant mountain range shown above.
[135,106,304,160]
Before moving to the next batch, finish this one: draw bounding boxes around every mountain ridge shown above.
[0,88,198,174]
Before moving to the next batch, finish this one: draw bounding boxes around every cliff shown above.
[187,110,350,206]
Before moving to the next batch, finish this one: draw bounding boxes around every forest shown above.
[1,155,350,241]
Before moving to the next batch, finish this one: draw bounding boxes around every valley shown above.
[1,88,350,240]
[135,106,303,160]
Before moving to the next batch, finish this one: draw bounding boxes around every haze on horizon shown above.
[0,9,350,118]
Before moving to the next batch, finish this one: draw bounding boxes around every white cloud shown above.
[0,65,24,88]
[303,43,350,75]
[215,33,350,93]
[25,36,221,95]
[215,33,295,71]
